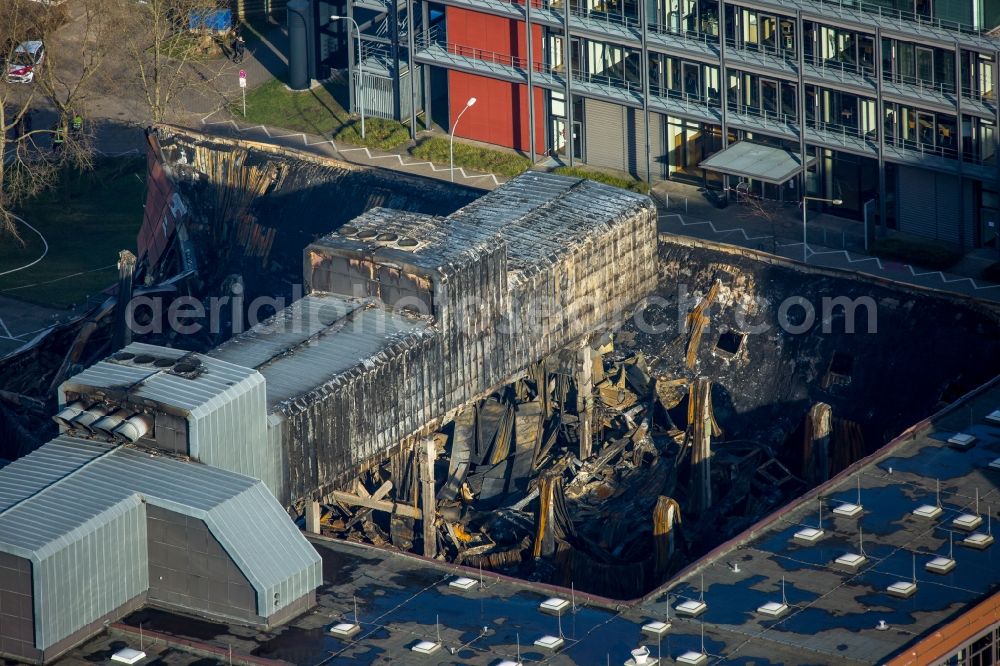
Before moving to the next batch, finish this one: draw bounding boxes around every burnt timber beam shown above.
[330,491,422,520]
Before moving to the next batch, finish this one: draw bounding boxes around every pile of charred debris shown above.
[318,334,805,599]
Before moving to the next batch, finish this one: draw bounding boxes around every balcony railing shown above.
[801,54,874,85]
[882,72,956,98]
[961,87,996,106]
[725,38,796,67]
[727,102,798,132]
[885,134,959,160]
[566,3,641,33]
[647,22,718,47]
[650,83,718,109]
[808,0,983,36]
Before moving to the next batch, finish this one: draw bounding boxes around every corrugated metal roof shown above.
[0,435,321,621]
[61,342,261,417]
[210,294,433,410]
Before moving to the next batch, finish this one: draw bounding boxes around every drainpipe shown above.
[640,0,651,182]
[407,0,417,138]
[422,2,433,129]
[875,28,886,241]
[956,41,965,250]
[563,0,574,166]
[719,1,729,190]
[796,10,808,200]
[526,0,536,163]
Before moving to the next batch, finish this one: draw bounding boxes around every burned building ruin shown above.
[3,128,1000,664]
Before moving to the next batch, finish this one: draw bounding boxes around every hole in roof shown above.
[132,354,155,365]
[716,331,744,355]
[114,352,135,361]
[398,237,418,248]
[153,358,175,367]
[340,225,359,237]
[829,351,853,377]
[173,363,199,374]
[377,233,398,242]
[356,229,377,239]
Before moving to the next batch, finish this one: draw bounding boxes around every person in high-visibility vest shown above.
[52,125,65,153]
[71,114,83,134]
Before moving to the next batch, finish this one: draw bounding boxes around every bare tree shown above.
[0,2,71,240]
[115,0,232,124]
[37,0,122,166]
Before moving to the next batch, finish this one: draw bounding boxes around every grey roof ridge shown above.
[0,440,119,521]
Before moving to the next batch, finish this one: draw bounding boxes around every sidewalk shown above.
[652,179,1000,302]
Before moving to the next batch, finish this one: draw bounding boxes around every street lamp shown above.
[331,15,365,139]
[450,97,477,182]
[802,196,843,263]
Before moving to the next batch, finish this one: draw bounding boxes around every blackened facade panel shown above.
[146,505,257,622]
[0,551,34,662]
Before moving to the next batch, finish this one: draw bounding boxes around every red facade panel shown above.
[445,7,545,153]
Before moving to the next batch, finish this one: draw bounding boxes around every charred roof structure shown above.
[4,130,1000,665]
[0,146,658,663]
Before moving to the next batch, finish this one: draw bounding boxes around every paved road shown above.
[653,181,1000,302]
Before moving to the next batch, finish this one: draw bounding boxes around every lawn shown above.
[234,78,349,136]
[0,158,146,308]
[553,165,650,193]
[234,78,414,150]
[411,138,532,177]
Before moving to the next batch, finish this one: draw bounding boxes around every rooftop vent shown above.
[756,577,789,617]
[110,647,146,665]
[376,232,398,243]
[114,414,153,443]
[960,505,994,550]
[410,615,442,654]
[356,229,377,240]
[948,432,977,450]
[834,528,868,570]
[339,225,359,237]
[986,410,1000,425]
[92,409,131,439]
[328,597,361,639]
[539,597,570,615]
[833,476,864,517]
[449,576,477,591]
[626,645,653,665]
[53,401,88,429]
[71,405,109,433]
[641,620,671,636]
[886,554,918,599]
[912,479,943,519]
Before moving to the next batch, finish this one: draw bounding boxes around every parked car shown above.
[6,41,44,83]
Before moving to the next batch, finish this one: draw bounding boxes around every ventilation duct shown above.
[113,414,153,443]
[71,405,109,433]
[53,401,88,430]
[91,409,130,439]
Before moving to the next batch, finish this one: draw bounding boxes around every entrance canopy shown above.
[699,141,816,185]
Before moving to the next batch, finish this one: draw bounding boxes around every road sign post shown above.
[239,70,247,118]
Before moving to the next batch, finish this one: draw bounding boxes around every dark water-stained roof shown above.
[639,377,1000,664]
